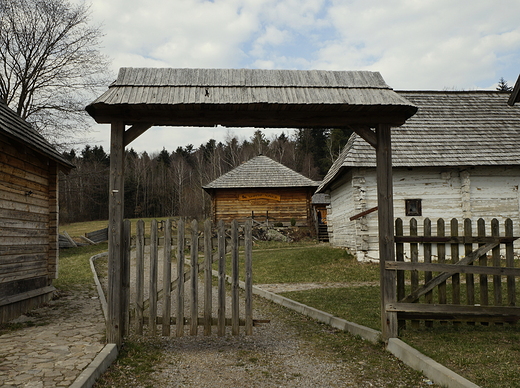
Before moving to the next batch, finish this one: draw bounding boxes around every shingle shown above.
[203,155,319,189]
[317,91,520,192]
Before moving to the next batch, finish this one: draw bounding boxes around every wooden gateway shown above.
[203,155,319,227]
[0,101,73,323]
[86,67,418,344]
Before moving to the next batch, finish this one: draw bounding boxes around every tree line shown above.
[59,128,352,224]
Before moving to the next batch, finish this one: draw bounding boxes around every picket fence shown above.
[387,217,520,329]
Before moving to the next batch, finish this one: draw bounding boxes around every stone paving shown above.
[0,289,105,387]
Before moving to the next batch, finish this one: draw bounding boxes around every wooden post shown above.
[135,220,145,335]
[231,220,240,335]
[245,219,253,335]
[107,121,125,346]
[375,123,397,341]
[218,219,226,336]
[149,220,158,335]
[162,219,172,336]
[204,219,213,335]
[176,218,185,337]
[122,220,131,336]
[190,219,199,336]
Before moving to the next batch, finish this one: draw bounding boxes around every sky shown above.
[77,0,520,154]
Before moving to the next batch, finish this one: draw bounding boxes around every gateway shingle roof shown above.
[203,155,319,190]
[86,68,417,128]
[318,90,520,192]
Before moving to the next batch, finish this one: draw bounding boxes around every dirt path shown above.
[95,250,436,387]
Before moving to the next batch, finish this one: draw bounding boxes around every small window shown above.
[405,199,422,216]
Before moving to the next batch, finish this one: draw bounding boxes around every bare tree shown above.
[0,0,111,147]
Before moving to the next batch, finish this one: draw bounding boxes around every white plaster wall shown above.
[327,166,520,260]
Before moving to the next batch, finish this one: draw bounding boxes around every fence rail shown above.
[128,218,254,337]
[389,217,520,329]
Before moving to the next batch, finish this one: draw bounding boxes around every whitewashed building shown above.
[317,91,520,261]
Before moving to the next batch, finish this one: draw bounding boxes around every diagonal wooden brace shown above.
[400,241,499,303]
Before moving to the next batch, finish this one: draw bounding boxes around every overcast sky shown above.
[78,0,520,154]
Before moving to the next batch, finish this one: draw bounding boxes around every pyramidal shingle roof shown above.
[317,90,520,193]
[203,155,319,189]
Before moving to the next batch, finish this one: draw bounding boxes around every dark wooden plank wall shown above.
[0,133,53,302]
[212,187,313,225]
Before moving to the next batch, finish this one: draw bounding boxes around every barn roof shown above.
[0,101,73,169]
[203,155,319,190]
[86,68,417,128]
[318,90,520,192]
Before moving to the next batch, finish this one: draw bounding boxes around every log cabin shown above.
[0,101,73,323]
[317,90,520,261]
[203,155,319,227]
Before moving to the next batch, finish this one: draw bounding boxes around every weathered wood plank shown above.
[386,262,520,276]
[231,220,239,335]
[218,219,226,336]
[135,220,145,335]
[176,218,185,337]
[465,219,475,309]
[410,218,419,329]
[204,219,212,336]
[190,219,199,336]
[437,219,447,309]
[162,219,172,336]
[245,219,253,335]
[149,220,158,336]
[450,219,460,315]
[122,220,131,336]
[388,302,520,317]
[423,218,433,327]
[505,219,516,306]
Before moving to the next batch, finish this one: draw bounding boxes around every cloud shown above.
[75,0,520,152]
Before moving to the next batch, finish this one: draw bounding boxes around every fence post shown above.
[424,218,433,328]
[395,218,405,331]
[135,220,145,335]
[505,219,516,306]
[478,218,489,312]
[450,219,460,327]
[464,219,475,327]
[410,218,419,329]
[190,219,199,336]
[122,220,131,337]
[218,219,226,336]
[491,219,502,309]
[437,218,447,325]
[149,220,158,335]
[204,219,213,335]
[245,219,253,335]
[176,218,185,337]
[162,219,172,336]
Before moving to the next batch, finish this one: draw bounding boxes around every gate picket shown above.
[162,219,172,336]
[176,218,185,337]
[204,219,212,335]
[190,219,198,336]
[149,220,158,335]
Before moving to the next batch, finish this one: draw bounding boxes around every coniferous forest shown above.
[59,128,352,223]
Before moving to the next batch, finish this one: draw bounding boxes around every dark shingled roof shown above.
[318,90,520,192]
[203,155,319,190]
[0,101,73,169]
[86,68,417,128]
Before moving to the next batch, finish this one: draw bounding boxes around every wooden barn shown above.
[203,155,319,227]
[317,90,520,261]
[0,101,73,323]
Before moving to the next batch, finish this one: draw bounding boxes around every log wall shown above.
[210,187,314,226]
[0,133,58,322]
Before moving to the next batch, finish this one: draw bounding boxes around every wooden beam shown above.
[354,126,377,148]
[386,261,520,277]
[375,123,397,341]
[350,206,378,221]
[387,302,520,317]
[123,123,153,147]
[107,121,125,347]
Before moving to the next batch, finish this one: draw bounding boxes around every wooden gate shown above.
[127,218,254,337]
[386,218,520,329]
